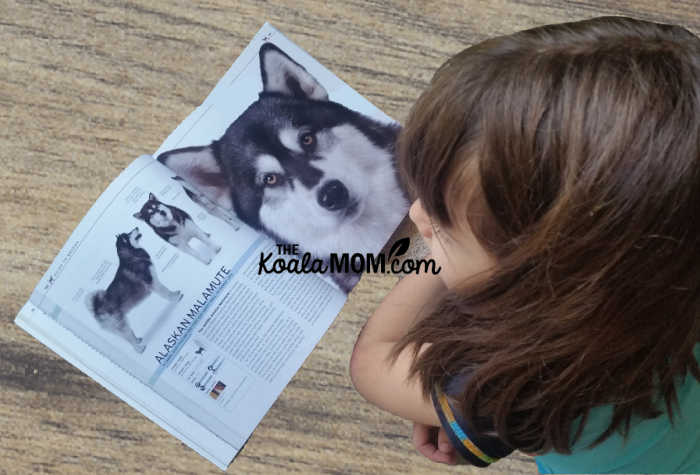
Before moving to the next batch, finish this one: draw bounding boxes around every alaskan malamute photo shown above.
[85,228,183,353]
[157,43,409,292]
[133,193,222,265]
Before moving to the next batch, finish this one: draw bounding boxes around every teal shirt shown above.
[535,344,700,474]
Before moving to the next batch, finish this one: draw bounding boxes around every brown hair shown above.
[392,16,700,454]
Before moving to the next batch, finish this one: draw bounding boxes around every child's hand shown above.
[412,421,457,465]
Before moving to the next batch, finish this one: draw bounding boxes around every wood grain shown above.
[1,1,698,473]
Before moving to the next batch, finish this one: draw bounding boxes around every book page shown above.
[20,153,348,467]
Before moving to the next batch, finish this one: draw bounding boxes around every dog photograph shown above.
[134,192,222,265]
[85,227,183,353]
[156,42,409,292]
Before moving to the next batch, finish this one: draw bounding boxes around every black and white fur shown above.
[157,43,409,292]
[85,228,182,353]
[134,193,222,265]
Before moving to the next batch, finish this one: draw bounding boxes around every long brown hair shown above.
[392,16,700,454]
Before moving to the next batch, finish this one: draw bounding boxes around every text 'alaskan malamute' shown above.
[134,193,222,265]
[157,43,409,292]
[85,227,182,353]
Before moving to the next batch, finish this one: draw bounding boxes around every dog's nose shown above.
[317,179,349,211]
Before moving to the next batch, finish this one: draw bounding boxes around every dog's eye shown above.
[299,132,315,150]
[263,173,281,186]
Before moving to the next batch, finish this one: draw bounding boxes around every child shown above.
[350,16,700,473]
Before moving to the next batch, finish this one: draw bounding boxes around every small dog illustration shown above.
[86,228,182,353]
[134,193,222,264]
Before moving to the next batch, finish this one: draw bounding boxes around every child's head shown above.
[396,16,700,454]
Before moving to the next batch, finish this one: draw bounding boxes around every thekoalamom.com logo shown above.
[257,237,441,275]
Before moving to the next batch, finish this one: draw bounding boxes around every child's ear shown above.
[409,200,433,240]
[259,43,328,101]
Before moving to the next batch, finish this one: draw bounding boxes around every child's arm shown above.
[350,269,459,464]
[349,269,446,426]
[350,270,514,467]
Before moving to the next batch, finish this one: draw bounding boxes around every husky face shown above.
[134,193,175,228]
[214,94,401,258]
[117,227,143,250]
[157,43,408,265]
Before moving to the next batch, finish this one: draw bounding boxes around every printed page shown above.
[19,154,348,467]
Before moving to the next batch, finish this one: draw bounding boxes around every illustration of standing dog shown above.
[134,193,222,264]
[85,228,182,353]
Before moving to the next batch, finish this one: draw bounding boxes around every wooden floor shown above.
[2,1,698,473]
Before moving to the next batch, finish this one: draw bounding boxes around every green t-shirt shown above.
[535,344,700,474]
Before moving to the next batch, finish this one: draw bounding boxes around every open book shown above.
[15,23,409,470]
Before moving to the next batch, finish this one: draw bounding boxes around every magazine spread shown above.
[15,23,408,470]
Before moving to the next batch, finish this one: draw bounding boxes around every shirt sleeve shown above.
[431,374,514,467]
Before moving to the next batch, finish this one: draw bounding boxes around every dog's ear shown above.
[148,192,157,201]
[133,211,143,220]
[259,43,328,101]
[157,145,233,211]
